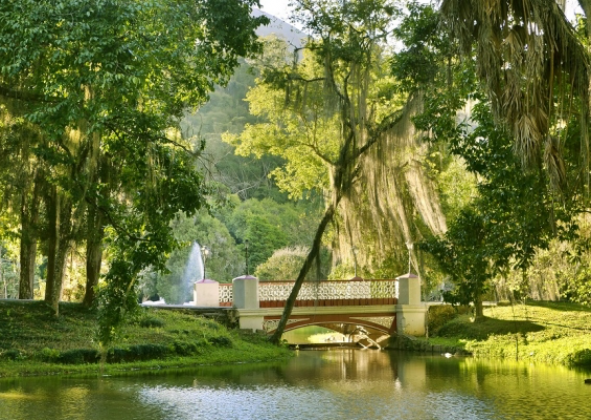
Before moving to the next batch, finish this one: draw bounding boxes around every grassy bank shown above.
[0,301,291,378]
[394,301,591,368]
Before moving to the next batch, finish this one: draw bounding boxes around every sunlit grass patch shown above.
[424,301,591,367]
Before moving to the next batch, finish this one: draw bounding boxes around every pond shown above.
[1,350,590,420]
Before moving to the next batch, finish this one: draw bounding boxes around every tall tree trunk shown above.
[83,202,104,307]
[19,176,41,299]
[578,0,591,34]
[269,204,336,344]
[0,246,5,298]
[44,186,72,316]
[474,296,484,320]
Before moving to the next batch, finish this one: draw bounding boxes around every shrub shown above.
[570,349,591,367]
[107,344,169,363]
[39,347,60,363]
[1,349,27,361]
[173,340,200,356]
[59,349,100,364]
[428,305,471,336]
[139,316,165,328]
[209,336,232,347]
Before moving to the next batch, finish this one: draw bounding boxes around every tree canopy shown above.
[0,0,267,341]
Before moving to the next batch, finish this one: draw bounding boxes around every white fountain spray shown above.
[182,242,204,303]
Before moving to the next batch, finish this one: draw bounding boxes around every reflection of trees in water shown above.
[3,352,590,420]
[0,378,166,420]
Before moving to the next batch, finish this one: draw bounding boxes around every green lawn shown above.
[0,301,290,378]
[421,301,591,367]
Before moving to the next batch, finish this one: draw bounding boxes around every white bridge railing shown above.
[218,279,398,307]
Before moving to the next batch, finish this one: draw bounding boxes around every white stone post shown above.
[232,275,263,331]
[396,273,427,336]
[193,279,220,307]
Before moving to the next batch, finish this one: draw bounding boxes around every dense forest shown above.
[1,0,591,342]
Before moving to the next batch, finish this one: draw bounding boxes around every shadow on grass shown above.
[436,315,545,341]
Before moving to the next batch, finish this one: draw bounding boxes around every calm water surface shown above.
[1,350,590,420]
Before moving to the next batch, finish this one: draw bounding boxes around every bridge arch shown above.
[263,313,396,336]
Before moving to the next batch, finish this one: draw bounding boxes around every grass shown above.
[0,301,291,378]
[420,301,591,367]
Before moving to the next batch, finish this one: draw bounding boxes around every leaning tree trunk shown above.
[269,204,336,344]
[83,201,105,307]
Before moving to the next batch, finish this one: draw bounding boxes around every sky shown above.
[258,0,292,21]
[258,0,582,22]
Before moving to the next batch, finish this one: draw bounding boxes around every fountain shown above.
[183,242,204,289]
[141,241,218,307]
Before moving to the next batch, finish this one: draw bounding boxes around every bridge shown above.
[194,273,428,341]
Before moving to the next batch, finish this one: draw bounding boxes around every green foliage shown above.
[0,349,27,361]
[107,344,169,363]
[563,265,591,306]
[0,243,19,298]
[255,246,317,280]
[570,349,591,367]
[183,63,288,202]
[225,198,321,273]
[422,93,573,313]
[428,305,472,336]
[39,347,61,363]
[58,349,101,365]
[139,316,166,329]
[391,3,448,91]
[223,34,344,200]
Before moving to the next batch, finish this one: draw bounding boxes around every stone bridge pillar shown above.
[194,278,219,307]
[232,275,264,331]
[396,272,427,336]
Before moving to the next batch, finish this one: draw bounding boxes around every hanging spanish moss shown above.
[334,93,447,277]
[440,0,590,192]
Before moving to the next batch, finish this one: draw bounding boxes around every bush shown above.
[428,305,471,336]
[107,344,169,363]
[255,247,310,281]
[570,349,591,367]
[59,349,100,364]
[209,336,232,347]
[1,349,27,361]
[173,340,200,356]
[139,316,165,328]
[39,347,60,363]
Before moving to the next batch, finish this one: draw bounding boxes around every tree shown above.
[439,0,590,192]
[227,0,444,344]
[0,0,267,333]
[254,246,332,281]
[183,62,289,202]
[423,99,573,318]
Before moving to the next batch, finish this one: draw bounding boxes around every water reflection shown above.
[1,351,590,420]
